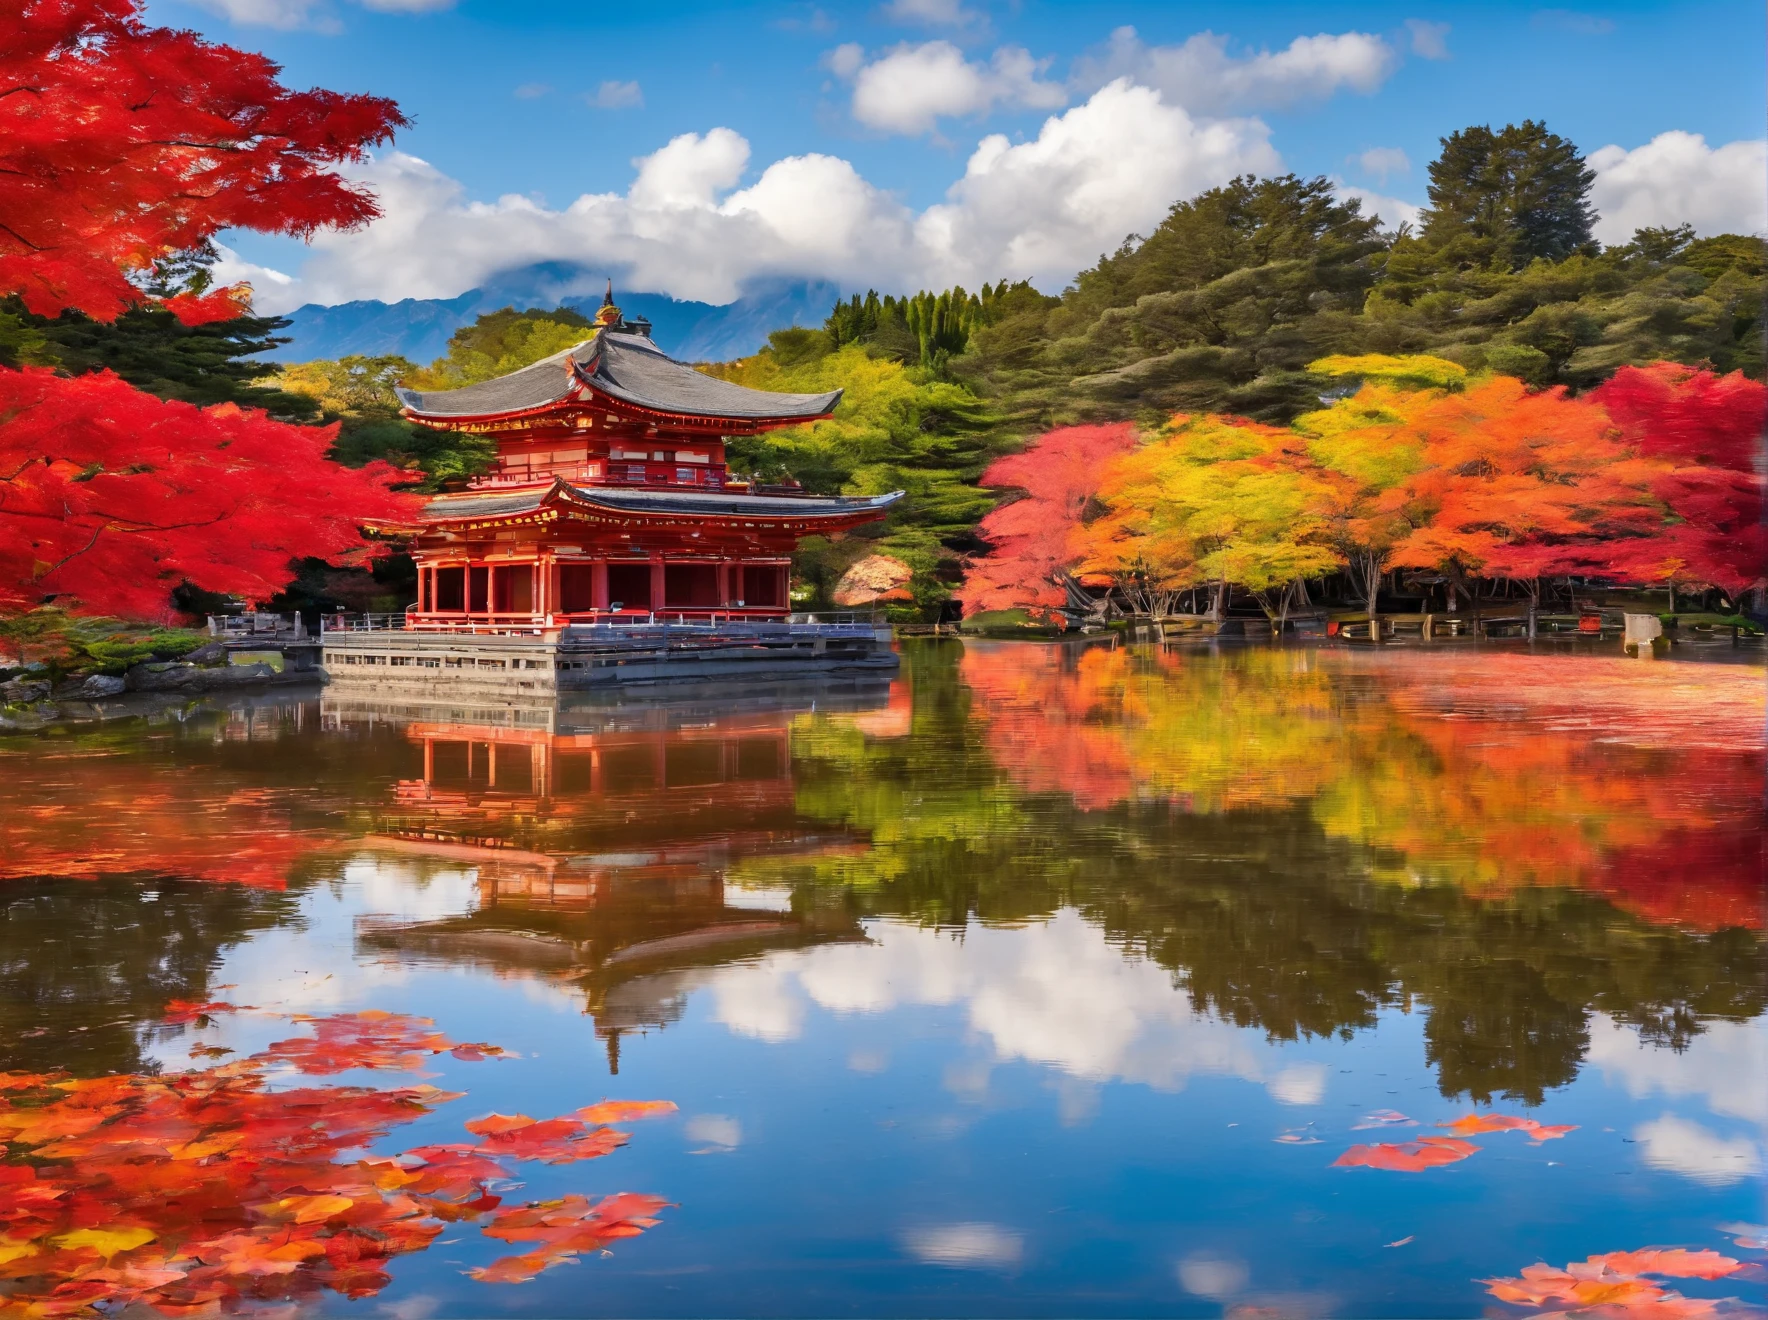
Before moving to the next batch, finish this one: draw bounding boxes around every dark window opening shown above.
[468,566,490,613]
[559,564,597,613]
[607,563,652,610]
[493,564,534,613]
[665,563,719,608]
[434,567,465,612]
[742,565,784,608]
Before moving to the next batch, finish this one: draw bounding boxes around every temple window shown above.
[606,562,653,610]
[664,563,720,608]
[434,566,466,612]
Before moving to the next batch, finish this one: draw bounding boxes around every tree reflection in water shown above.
[747,640,1764,1105]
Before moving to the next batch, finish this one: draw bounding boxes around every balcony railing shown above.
[320,609,884,638]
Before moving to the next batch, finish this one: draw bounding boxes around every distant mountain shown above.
[261,270,842,366]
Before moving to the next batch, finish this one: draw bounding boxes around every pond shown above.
[1,640,1763,1318]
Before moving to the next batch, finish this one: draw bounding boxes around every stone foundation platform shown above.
[320,618,897,694]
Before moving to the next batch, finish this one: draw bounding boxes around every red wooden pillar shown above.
[592,561,609,611]
[650,558,666,615]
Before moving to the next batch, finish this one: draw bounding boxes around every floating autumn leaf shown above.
[1439,1113,1578,1142]
[575,1100,680,1126]
[1484,1246,1745,1317]
[1718,1224,1768,1251]
[0,1009,674,1315]
[260,1010,487,1075]
[463,1114,630,1165]
[1333,1136,1481,1172]
[470,1194,671,1283]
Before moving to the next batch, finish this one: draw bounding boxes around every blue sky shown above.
[145,0,1768,311]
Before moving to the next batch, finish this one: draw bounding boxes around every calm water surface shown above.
[2,641,1764,1317]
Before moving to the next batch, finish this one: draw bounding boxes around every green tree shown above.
[703,333,1001,613]
[1419,120,1597,267]
[409,305,595,389]
[959,175,1386,427]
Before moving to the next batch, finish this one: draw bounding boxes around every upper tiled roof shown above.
[395,330,842,423]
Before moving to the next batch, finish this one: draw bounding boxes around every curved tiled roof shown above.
[395,330,842,422]
[419,480,902,525]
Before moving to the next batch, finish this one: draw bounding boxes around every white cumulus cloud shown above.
[1334,181,1422,231]
[180,0,451,28]
[1073,26,1399,114]
[844,41,1066,136]
[249,80,1279,314]
[1589,131,1768,242]
[1634,1114,1762,1186]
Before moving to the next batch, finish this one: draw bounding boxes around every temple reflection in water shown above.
[322,679,883,1066]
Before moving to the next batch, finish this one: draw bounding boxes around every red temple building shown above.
[392,290,901,628]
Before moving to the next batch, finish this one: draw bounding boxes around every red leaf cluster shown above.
[1332,1135,1481,1172]
[257,1010,504,1076]
[1485,1246,1745,1316]
[0,1011,672,1316]
[957,423,1140,618]
[0,366,421,617]
[0,0,404,322]
[1438,1112,1578,1142]
[469,1193,671,1283]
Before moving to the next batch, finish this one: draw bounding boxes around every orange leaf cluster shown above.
[1485,1247,1744,1317]
[1332,1136,1481,1171]
[1439,1112,1578,1142]
[468,1193,671,1283]
[258,1010,503,1076]
[0,1012,672,1316]
[461,1114,628,1165]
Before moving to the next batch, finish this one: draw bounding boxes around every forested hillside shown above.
[716,120,1762,616]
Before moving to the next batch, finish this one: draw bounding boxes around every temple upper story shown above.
[385,291,902,629]
[394,293,844,495]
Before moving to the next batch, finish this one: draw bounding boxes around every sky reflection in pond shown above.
[0,641,1762,1316]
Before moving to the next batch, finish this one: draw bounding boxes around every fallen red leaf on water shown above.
[449,1043,509,1062]
[1584,1249,1742,1280]
[260,1010,460,1075]
[575,1100,679,1125]
[463,1114,630,1165]
[1484,1245,1747,1317]
[0,1008,673,1316]
[1333,1136,1480,1171]
[469,1193,672,1282]
[1438,1112,1579,1142]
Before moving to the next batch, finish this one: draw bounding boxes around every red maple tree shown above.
[957,423,1140,618]
[0,0,420,618]
[1592,362,1767,597]
[2,0,403,323]
[0,368,417,617]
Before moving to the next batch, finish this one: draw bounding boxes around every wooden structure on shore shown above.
[322,287,904,684]
[389,286,899,628]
